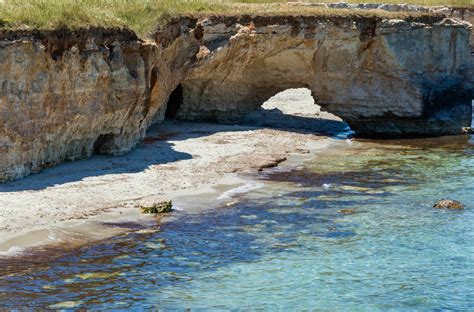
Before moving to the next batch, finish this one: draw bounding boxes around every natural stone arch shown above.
[174,16,473,137]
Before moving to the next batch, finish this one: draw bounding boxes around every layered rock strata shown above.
[0,24,200,181]
[288,3,474,89]
[0,12,472,181]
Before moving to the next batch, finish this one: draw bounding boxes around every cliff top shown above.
[0,0,471,37]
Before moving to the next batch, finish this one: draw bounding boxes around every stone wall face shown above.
[0,12,472,181]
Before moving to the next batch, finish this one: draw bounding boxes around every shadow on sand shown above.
[0,110,348,192]
[241,107,348,135]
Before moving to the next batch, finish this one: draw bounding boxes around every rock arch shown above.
[175,16,473,137]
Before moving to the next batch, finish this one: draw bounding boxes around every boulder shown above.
[433,199,465,210]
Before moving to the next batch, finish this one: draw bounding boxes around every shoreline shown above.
[0,89,344,258]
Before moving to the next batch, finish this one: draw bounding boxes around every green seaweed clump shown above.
[140,201,173,214]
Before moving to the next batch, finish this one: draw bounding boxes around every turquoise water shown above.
[0,135,473,310]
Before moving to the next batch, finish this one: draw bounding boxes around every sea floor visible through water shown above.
[0,131,472,310]
[0,88,343,252]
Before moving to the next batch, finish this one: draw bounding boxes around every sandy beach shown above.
[0,89,347,256]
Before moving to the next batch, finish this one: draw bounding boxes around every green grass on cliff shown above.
[0,0,471,37]
[0,0,222,35]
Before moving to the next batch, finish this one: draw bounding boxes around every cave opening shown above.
[165,84,183,119]
[93,133,114,155]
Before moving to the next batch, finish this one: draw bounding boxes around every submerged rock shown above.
[338,208,357,215]
[140,201,173,214]
[433,199,465,210]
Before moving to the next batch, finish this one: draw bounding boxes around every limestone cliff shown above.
[0,24,200,181]
[0,12,472,181]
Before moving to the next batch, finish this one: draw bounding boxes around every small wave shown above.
[0,246,26,257]
[334,126,356,140]
[217,182,265,200]
[48,229,60,241]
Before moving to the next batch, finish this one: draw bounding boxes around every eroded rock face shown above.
[178,15,472,137]
[0,25,200,181]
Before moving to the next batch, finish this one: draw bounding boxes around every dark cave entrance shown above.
[165,84,183,119]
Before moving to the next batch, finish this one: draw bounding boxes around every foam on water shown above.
[217,182,265,200]
[0,246,26,257]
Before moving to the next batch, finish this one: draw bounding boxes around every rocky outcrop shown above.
[178,15,472,137]
[0,25,200,181]
[0,11,472,181]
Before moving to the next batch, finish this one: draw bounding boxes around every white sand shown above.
[0,89,346,255]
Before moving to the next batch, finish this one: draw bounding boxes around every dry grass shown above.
[240,0,473,5]
[0,0,471,37]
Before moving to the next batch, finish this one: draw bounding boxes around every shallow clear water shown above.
[0,135,473,310]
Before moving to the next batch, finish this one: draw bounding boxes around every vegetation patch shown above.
[0,0,470,37]
[140,201,173,214]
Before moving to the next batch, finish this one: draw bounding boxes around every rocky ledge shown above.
[0,10,472,181]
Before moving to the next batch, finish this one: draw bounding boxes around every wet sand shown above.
[0,89,346,256]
